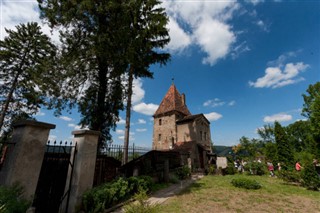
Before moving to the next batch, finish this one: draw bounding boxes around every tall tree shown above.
[0,22,57,134]
[122,0,170,164]
[275,121,294,170]
[302,82,320,158]
[37,0,133,146]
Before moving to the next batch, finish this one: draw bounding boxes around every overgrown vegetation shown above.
[0,185,31,213]
[123,190,159,213]
[175,166,191,180]
[81,176,154,213]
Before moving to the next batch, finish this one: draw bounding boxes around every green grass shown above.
[156,174,320,213]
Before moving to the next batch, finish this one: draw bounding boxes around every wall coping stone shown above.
[13,120,56,130]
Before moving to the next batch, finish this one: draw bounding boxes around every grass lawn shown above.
[156,174,320,213]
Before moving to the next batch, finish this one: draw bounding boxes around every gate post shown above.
[0,120,55,200]
[65,130,100,213]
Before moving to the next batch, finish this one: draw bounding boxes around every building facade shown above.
[152,83,212,169]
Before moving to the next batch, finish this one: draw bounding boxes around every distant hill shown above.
[213,145,233,156]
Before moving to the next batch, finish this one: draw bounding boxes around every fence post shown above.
[0,120,55,200]
[65,130,100,213]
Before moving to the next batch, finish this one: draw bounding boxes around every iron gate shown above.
[33,141,77,213]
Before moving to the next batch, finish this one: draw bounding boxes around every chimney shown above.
[181,93,186,106]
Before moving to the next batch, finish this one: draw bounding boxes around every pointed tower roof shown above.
[153,84,191,117]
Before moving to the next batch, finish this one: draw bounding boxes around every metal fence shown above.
[101,143,151,162]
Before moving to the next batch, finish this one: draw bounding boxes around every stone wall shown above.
[153,113,178,150]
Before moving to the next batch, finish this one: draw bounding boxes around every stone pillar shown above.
[65,130,100,213]
[0,120,55,200]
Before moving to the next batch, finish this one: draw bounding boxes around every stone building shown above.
[152,83,213,170]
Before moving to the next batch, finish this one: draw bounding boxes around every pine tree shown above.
[0,22,57,134]
[275,121,294,170]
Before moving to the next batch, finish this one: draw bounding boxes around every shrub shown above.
[175,166,191,180]
[0,185,30,213]
[279,169,301,184]
[208,165,215,175]
[123,190,159,213]
[244,162,267,176]
[82,176,154,213]
[231,178,262,190]
[222,163,237,175]
[301,162,320,191]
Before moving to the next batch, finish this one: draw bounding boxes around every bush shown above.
[123,190,159,213]
[278,170,301,184]
[82,176,154,213]
[244,162,267,176]
[301,162,320,191]
[231,178,262,190]
[222,163,237,175]
[175,166,191,180]
[208,165,215,175]
[0,185,31,213]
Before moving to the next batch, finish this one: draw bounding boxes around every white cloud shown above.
[59,116,73,121]
[245,0,265,5]
[68,123,76,128]
[132,78,145,104]
[267,50,301,67]
[136,128,147,132]
[256,20,269,32]
[1,1,60,43]
[249,62,309,89]
[116,129,125,135]
[117,117,126,125]
[203,98,225,107]
[263,113,292,123]
[204,98,236,107]
[231,41,250,59]
[162,1,239,65]
[35,109,45,116]
[133,103,159,116]
[137,119,146,124]
[49,134,57,142]
[204,112,223,121]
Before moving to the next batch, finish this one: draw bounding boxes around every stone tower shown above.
[152,83,191,150]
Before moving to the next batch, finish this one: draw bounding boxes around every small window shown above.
[204,132,207,140]
[159,119,162,126]
[200,131,203,140]
[158,134,161,141]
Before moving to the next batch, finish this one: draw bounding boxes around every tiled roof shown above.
[153,84,191,117]
[176,113,210,124]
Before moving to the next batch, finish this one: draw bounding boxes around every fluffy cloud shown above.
[204,112,223,121]
[1,1,60,42]
[263,113,292,123]
[249,62,309,88]
[162,1,239,65]
[133,103,159,116]
[136,128,147,132]
[132,78,145,104]
[117,117,126,125]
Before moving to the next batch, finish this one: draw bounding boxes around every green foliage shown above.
[244,162,266,176]
[208,165,216,175]
[123,190,159,213]
[278,169,301,184]
[0,22,57,133]
[82,176,154,213]
[275,121,294,170]
[301,160,320,191]
[175,166,191,180]
[222,163,237,175]
[302,82,320,158]
[231,178,262,190]
[0,185,31,213]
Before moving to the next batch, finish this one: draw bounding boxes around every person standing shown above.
[295,161,302,171]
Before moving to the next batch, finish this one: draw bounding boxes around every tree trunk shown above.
[123,67,134,165]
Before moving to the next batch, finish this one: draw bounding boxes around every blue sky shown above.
[1,0,319,147]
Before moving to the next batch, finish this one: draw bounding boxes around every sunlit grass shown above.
[156,174,320,213]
